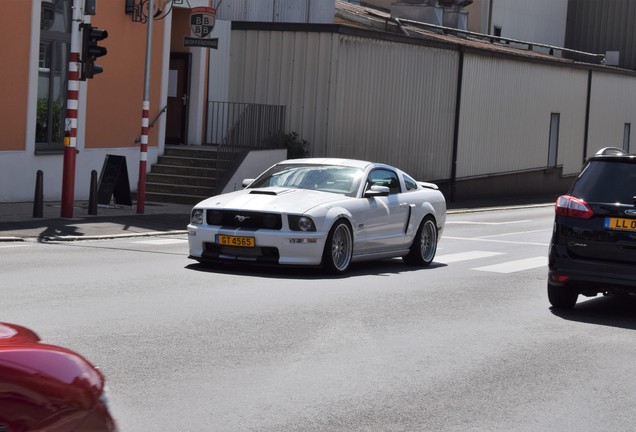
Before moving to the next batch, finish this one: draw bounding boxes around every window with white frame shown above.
[36,0,72,151]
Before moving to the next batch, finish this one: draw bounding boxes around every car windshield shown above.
[248,164,365,197]
[572,159,636,204]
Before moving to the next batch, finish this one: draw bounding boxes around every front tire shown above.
[547,284,578,309]
[403,217,437,266]
[322,220,353,274]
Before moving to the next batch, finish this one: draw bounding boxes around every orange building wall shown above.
[85,3,165,149]
[0,1,31,151]
[171,8,192,54]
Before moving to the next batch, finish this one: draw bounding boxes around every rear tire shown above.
[322,220,353,275]
[403,217,437,266]
[547,284,578,309]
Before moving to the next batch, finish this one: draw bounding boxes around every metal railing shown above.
[207,101,287,192]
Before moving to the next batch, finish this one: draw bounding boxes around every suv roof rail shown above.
[595,147,627,156]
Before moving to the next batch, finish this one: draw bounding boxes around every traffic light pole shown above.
[61,0,84,218]
[137,0,154,214]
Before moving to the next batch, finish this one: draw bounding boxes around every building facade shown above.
[1,0,635,205]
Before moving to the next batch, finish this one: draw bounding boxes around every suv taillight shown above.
[555,195,594,219]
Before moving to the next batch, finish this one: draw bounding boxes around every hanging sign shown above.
[190,7,216,38]
[185,7,218,49]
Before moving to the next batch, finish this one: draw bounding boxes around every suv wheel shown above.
[547,284,578,309]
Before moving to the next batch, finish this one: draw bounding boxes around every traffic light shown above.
[80,23,108,80]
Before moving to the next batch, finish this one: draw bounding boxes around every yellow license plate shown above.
[216,234,255,248]
[605,217,636,232]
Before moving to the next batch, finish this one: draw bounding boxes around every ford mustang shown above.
[0,322,118,431]
[188,158,446,274]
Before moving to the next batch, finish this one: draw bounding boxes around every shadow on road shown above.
[551,294,636,330]
[186,258,447,280]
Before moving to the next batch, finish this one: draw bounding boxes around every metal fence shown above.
[207,101,286,192]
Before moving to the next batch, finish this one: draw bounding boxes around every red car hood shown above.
[0,322,111,430]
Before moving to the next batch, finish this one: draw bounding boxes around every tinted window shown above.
[367,169,401,194]
[249,164,364,197]
[403,174,418,191]
[571,160,636,203]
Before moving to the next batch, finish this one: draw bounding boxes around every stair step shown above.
[135,191,207,206]
[157,155,219,168]
[145,182,216,197]
[150,164,220,177]
[146,173,216,187]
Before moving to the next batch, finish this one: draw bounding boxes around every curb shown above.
[40,230,188,242]
[447,202,552,214]
[0,237,25,243]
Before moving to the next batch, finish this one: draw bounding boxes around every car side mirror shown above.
[241,179,255,188]
[364,185,390,197]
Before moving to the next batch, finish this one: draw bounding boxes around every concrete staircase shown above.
[143,145,222,205]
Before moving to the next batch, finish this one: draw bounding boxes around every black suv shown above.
[548,147,636,309]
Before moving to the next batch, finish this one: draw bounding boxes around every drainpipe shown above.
[450,48,465,203]
[583,69,592,163]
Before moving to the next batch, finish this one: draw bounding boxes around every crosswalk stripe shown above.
[436,251,505,263]
[472,256,548,274]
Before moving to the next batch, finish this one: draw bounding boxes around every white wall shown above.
[458,54,588,178]
[491,0,568,49]
[222,149,287,193]
[587,71,636,158]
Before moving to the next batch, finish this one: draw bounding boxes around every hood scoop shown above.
[248,188,296,196]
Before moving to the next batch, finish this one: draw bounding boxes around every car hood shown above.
[196,187,350,213]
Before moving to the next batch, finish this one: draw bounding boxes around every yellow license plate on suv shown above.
[216,234,255,248]
[605,217,636,232]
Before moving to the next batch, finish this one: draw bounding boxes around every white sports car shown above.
[187,158,446,274]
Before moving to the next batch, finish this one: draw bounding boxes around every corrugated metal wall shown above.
[565,0,636,70]
[226,25,636,189]
[216,0,335,24]
[228,30,458,182]
[457,54,588,178]
[328,36,458,182]
[587,70,636,157]
[228,30,336,155]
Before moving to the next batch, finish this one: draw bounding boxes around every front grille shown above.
[203,242,280,263]
[206,210,282,230]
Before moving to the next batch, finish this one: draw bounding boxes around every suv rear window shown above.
[571,159,636,203]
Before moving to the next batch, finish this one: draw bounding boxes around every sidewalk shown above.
[0,196,555,242]
[0,201,192,242]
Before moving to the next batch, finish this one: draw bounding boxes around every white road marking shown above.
[443,236,548,246]
[472,256,548,274]
[476,229,551,239]
[134,238,187,245]
[0,243,29,249]
[446,220,531,225]
[435,251,505,263]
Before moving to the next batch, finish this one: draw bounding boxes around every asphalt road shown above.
[3,205,636,432]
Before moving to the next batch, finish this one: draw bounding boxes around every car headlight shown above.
[288,215,316,232]
[190,209,203,225]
